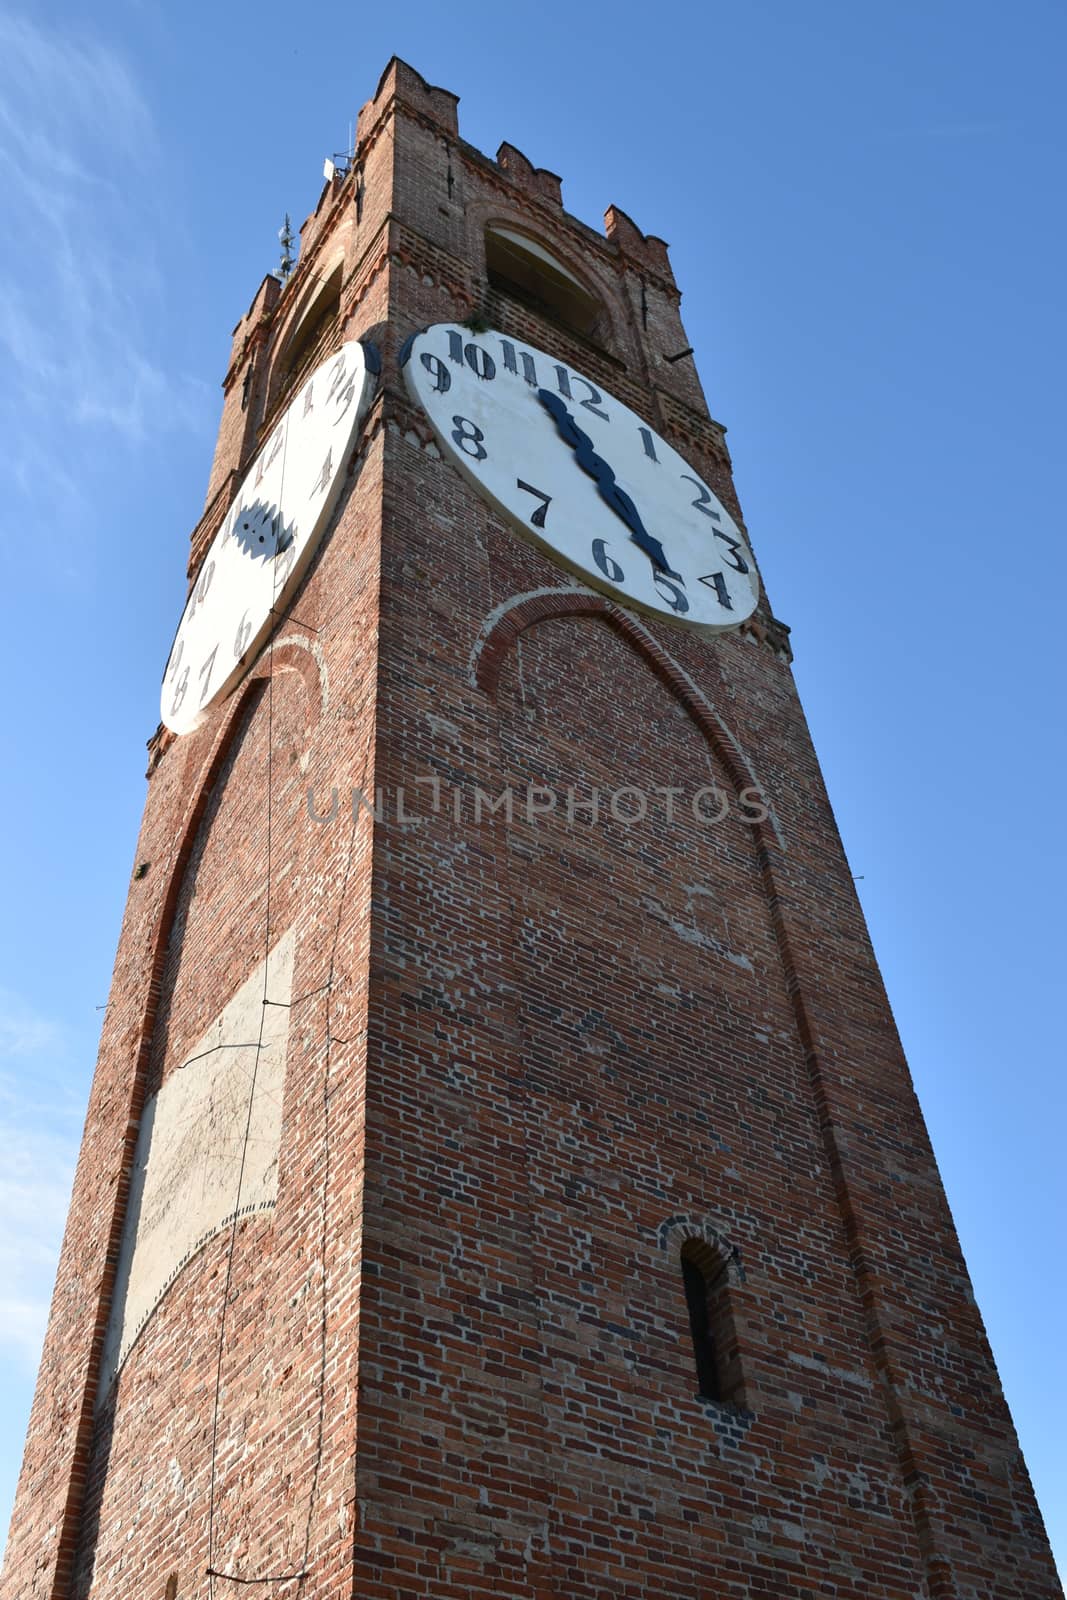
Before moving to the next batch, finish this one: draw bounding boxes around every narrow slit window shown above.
[679,1238,744,1406]
[682,1246,720,1399]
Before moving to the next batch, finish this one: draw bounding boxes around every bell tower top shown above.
[3,56,1058,1600]
[199,57,734,657]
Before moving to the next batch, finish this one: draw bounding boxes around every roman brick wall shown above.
[3,54,1059,1600]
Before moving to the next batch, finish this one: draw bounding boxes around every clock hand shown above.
[536,388,682,581]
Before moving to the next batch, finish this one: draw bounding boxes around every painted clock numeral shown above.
[713,529,750,574]
[699,571,733,609]
[188,559,215,620]
[233,610,252,660]
[654,573,689,613]
[516,480,552,528]
[325,351,356,412]
[167,637,184,682]
[171,665,190,716]
[499,339,538,387]
[420,352,452,394]
[197,645,218,705]
[681,475,722,523]
[331,375,359,422]
[451,416,487,460]
[255,424,284,486]
[592,539,625,584]
[313,449,333,495]
[447,330,496,381]
[554,365,608,420]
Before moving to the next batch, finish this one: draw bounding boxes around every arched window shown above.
[679,1238,744,1405]
[485,226,604,340]
[275,263,343,397]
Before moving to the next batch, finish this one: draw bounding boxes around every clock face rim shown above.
[161,338,376,736]
[402,322,759,637]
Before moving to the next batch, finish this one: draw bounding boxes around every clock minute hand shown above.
[536,388,681,581]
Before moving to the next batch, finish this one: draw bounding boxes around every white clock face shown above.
[403,323,758,633]
[162,339,376,735]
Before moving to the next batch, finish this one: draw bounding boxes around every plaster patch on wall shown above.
[98,928,295,1399]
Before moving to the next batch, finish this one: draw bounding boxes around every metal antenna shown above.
[277,213,295,281]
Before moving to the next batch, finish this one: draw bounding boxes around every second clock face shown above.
[162,339,376,736]
[403,323,759,634]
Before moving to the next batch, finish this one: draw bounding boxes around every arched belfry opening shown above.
[484,225,605,340]
[273,261,343,402]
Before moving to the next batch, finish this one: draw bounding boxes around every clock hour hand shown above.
[536,388,682,582]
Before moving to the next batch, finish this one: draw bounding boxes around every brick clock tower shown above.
[3,59,1059,1600]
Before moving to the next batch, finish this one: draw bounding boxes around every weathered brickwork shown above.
[3,55,1059,1600]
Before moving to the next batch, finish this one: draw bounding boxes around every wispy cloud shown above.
[0,12,208,547]
[0,1124,76,1366]
[0,990,81,1370]
[0,990,62,1060]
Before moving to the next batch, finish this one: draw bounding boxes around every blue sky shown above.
[1,0,1064,1575]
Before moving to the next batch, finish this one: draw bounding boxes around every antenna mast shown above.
[277,213,295,282]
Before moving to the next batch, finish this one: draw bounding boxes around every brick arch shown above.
[482,213,616,339]
[469,586,779,844]
[53,666,271,1550]
[268,255,344,368]
[258,251,355,428]
[248,632,329,730]
[465,193,623,351]
[150,642,321,1019]
[658,1215,746,1283]
[136,640,323,1128]
[483,212,601,289]
[73,654,320,1583]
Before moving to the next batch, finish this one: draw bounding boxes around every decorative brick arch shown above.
[91,638,323,1400]
[658,1215,746,1283]
[54,667,272,1538]
[469,586,781,848]
[137,638,325,1130]
[248,631,329,729]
